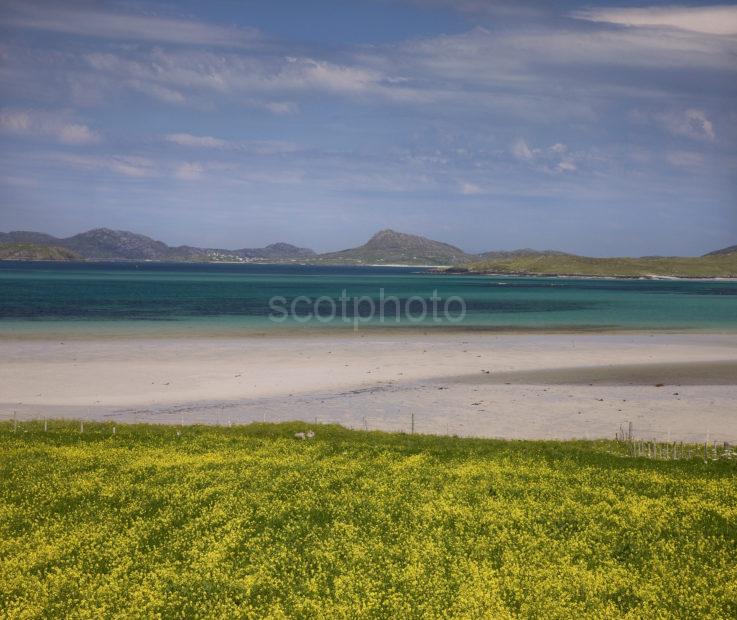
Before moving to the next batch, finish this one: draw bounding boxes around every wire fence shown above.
[0,410,440,437]
[1,410,736,458]
[613,420,735,461]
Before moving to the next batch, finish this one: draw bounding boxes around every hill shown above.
[0,231,60,245]
[462,252,737,278]
[62,228,174,260]
[705,244,737,256]
[240,242,316,260]
[0,229,316,262]
[319,229,470,265]
[0,242,81,261]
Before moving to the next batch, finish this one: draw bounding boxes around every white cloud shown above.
[512,139,534,161]
[134,83,187,105]
[397,24,737,107]
[667,109,716,141]
[511,139,579,173]
[56,123,98,145]
[175,162,204,181]
[163,133,300,156]
[242,99,299,115]
[48,153,157,178]
[76,48,424,110]
[572,5,737,36]
[2,1,260,47]
[5,11,733,125]
[0,109,99,145]
[166,133,228,148]
[635,108,717,141]
[459,181,483,195]
[556,160,577,173]
[666,150,705,170]
[108,156,157,178]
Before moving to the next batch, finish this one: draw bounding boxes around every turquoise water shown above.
[1,261,736,336]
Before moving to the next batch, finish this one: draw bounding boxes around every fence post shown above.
[411,412,415,435]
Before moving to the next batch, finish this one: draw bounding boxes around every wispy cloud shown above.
[166,133,228,148]
[511,139,579,173]
[666,150,706,170]
[571,5,737,36]
[459,181,483,195]
[36,47,423,113]
[0,108,99,144]
[163,133,300,155]
[250,100,298,115]
[174,162,204,181]
[633,108,717,142]
[1,1,260,47]
[4,6,734,121]
[660,109,716,142]
[47,153,158,178]
[512,139,534,161]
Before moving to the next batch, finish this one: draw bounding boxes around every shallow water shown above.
[1,261,736,337]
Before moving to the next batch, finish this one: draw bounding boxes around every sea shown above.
[1,261,736,337]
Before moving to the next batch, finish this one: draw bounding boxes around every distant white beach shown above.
[3,332,736,443]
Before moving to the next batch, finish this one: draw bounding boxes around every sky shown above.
[0,0,735,256]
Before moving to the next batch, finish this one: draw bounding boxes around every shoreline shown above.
[437,269,737,281]
[3,258,736,279]
[2,331,736,442]
[2,323,737,341]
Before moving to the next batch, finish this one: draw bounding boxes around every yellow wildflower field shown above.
[1,422,735,618]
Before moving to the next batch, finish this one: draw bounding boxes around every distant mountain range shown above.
[0,227,562,266]
[0,228,315,262]
[0,228,735,276]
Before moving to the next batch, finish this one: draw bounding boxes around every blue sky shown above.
[0,0,735,255]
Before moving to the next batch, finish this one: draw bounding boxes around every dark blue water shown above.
[1,261,736,336]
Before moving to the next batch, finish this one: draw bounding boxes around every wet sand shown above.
[1,332,735,442]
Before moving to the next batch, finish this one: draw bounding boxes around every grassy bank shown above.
[463,253,737,278]
[1,422,735,618]
[0,243,81,261]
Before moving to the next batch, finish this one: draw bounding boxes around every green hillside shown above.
[0,242,81,261]
[463,252,737,278]
[318,229,470,265]
[705,244,737,256]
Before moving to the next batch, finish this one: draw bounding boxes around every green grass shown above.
[0,243,81,261]
[464,253,737,278]
[1,422,735,618]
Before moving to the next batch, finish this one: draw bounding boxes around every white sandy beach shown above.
[1,332,736,442]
